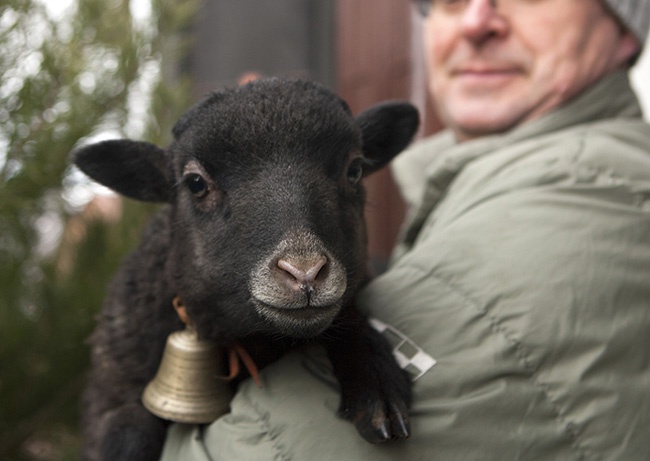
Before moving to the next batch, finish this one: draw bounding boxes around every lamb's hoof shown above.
[345,399,410,443]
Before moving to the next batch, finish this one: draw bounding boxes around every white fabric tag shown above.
[369,317,437,381]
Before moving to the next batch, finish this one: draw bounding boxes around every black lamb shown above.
[73,78,420,461]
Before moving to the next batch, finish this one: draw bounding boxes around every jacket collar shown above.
[393,70,643,250]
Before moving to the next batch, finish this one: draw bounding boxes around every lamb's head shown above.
[72,78,419,341]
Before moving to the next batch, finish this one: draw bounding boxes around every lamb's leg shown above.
[322,307,412,443]
[97,403,167,461]
[80,336,170,461]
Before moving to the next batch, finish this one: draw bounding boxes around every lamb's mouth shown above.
[254,300,342,337]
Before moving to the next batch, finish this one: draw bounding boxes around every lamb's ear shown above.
[355,102,420,175]
[71,139,172,203]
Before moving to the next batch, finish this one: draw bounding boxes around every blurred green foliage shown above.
[0,0,197,459]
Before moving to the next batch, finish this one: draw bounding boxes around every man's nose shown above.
[460,0,509,43]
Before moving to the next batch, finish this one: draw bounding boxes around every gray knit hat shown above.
[604,0,650,45]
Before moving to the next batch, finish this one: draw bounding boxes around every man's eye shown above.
[415,0,433,15]
[416,0,465,15]
[185,174,209,198]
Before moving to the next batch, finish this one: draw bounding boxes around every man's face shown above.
[422,0,639,141]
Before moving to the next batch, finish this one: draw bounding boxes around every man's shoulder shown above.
[522,116,650,178]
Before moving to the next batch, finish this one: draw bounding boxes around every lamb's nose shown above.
[277,256,328,294]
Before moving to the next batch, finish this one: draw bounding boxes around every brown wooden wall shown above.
[335,0,440,271]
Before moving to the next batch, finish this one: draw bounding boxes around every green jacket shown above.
[160,71,650,460]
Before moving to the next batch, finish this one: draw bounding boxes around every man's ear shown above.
[355,101,420,176]
[71,139,173,203]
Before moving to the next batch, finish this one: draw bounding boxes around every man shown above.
[162,1,650,459]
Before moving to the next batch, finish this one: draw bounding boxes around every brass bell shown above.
[142,299,233,424]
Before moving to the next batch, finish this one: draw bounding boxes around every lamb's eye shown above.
[347,158,364,185]
[185,174,209,198]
